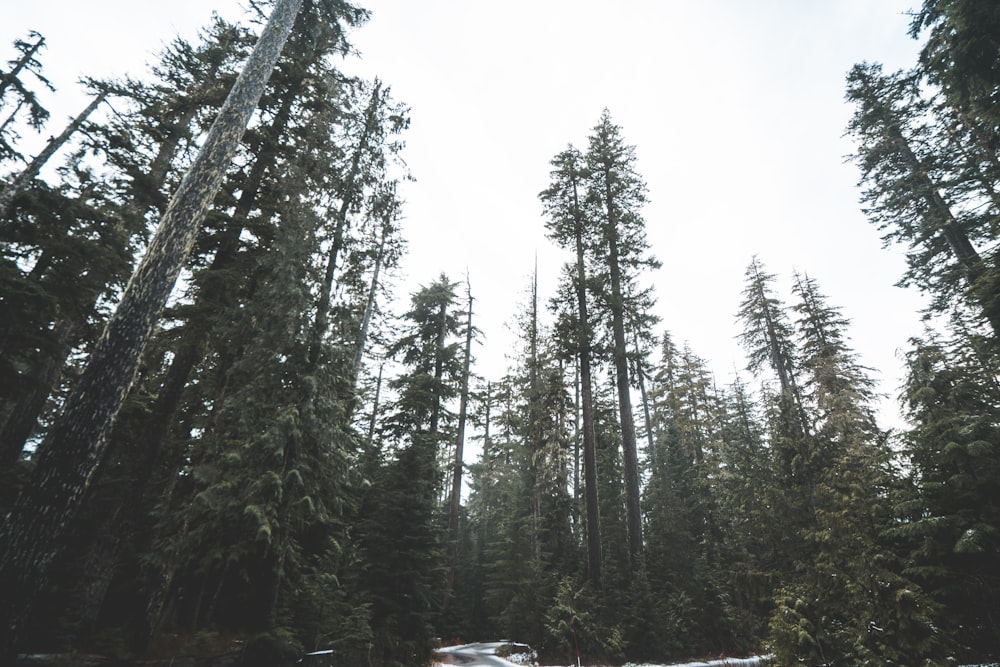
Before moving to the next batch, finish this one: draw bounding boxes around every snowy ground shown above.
[431,642,772,667]
[621,659,772,667]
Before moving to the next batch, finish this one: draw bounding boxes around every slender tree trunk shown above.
[0,99,26,140]
[573,359,581,527]
[429,298,448,436]
[0,318,76,466]
[0,34,45,102]
[603,180,644,575]
[444,281,473,612]
[0,0,304,653]
[572,190,602,589]
[889,124,1000,337]
[636,350,655,465]
[310,83,383,365]
[367,363,383,445]
[0,91,106,212]
[354,217,389,378]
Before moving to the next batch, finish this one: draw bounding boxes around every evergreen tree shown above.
[0,31,52,166]
[770,273,942,665]
[541,146,603,587]
[895,335,1000,661]
[713,375,774,649]
[736,258,812,579]
[0,0,340,654]
[473,276,575,650]
[356,274,464,664]
[584,110,660,575]
[643,334,732,658]
[443,278,476,626]
[846,62,1000,337]
[910,0,1000,138]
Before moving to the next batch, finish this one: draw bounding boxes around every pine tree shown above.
[541,146,602,587]
[736,259,812,570]
[0,31,52,166]
[584,110,660,575]
[910,0,1000,138]
[846,62,1000,337]
[770,273,943,665]
[0,0,312,653]
[357,275,467,665]
[443,277,476,622]
[713,375,774,649]
[643,334,733,658]
[895,335,1000,661]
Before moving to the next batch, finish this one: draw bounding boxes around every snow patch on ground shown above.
[622,658,773,667]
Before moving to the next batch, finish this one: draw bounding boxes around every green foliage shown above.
[0,30,53,162]
[7,2,1000,664]
[543,577,623,664]
[895,336,1000,660]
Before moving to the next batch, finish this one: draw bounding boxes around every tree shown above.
[770,273,942,665]
[910,0,1000,137]
[358,274,466,665]
[0,0,313,652]
[584,110,659,575]
[643,334,733,658]
[895,335,1000,661]
[846,62,1000,337]
[0,31,52,164]
[540,145,602,587]
[444,277,475,617]
[0,91,107,214]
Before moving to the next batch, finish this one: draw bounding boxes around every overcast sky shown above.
[7,1,928,425]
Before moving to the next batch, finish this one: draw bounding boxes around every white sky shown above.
[5,1,928,426]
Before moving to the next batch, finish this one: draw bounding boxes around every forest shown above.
[0,0,998,665]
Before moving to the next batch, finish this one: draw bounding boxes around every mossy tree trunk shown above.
[0,0,305,654]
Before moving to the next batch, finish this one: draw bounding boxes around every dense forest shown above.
[1,1,999,665]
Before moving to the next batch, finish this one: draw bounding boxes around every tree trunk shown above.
[310,82,383,365]
[636,346,655,465]
[0,33,45,102]
[571,182,602,589]
[603,178,644,575]
[889,124,1000,337]
[354,215,389,378]
[444,281,473,612]
[0,318,76,466]
[0,0,304,653]
[429,298,448,436]
[367,363,383,446]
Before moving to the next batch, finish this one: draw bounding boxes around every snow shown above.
[621,659,773,667]
[432,643,773,667]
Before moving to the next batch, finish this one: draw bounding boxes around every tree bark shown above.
[0,92,206,466]
[571,176,602,589]
[602,174,645,575]
[0,0,304,653]
[444,281,473,612]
